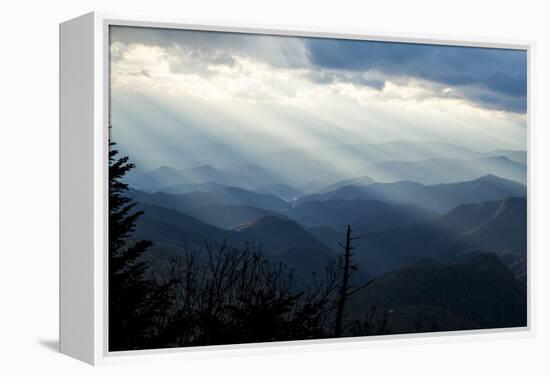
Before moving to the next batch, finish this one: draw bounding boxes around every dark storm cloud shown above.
[110,25,309,69]
[110,26,527,113]
[306,38,527,113]
[307,70,386,90]
[463,87,527,114]
[110,25,246,51]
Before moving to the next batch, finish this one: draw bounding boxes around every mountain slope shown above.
[134,204,336,284]
[298,174,526,213]
[224,164,285,186]
[135,204,324,254]
[367,156,526,184]
[258,141,481,187]
[126,164,262,191]
[255,183,304,202]
[459,197,527,253]
[190,205,286,230]
[233,216,341,283]
[323,176,376,193]
[129,185,290,213]
[134,203,230,250]
[126,165,191,191]
[483,149,527,164]
[349,252,527,333]
[288,199,435,231]
[234,216,331,254]
[305,225,344,251]
[347,196,527,276]
[182,164,261,189]
[154,181,227,195]
[437,200,503,233]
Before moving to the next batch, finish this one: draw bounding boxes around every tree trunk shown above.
[334,225,354,337]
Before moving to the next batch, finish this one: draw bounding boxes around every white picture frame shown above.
[60,11,535,365]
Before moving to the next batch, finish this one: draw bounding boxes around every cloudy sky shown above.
[109,25,527,162]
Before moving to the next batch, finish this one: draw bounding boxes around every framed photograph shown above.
[60,12,532,365]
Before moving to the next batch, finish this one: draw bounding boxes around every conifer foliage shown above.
[109,140,171,351]
[107,138,376,350]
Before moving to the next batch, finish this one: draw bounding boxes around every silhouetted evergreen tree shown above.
[109,140,172,351]
[107,141,380,348]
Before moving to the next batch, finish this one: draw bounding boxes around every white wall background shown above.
[1,0,548,375]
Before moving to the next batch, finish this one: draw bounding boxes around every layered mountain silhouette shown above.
[127,165,527,278]
[233,216,330,253]
[125,141,527,193]
[120,140,527,338]
[438,200,504,233]
[129,185,290,213]
[257,141,484,187]
[347,196,527,275]
[366,156,526,184]
[224,164,285,185]
[264,141,482,170]
[189,204,286,230]
[458,197,527,253]
[305,225,344,250]
[349,252,527,333]
[126,164,262,191]
[234,216,337,280]
[288,199,435,232]
[322,176,376,193]
[482,149,526,164]
[255,183,305,202]
[297,174,526,213]
[133,203,335,283]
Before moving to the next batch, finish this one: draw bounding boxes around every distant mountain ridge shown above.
[288,199,436,232]
[126,164,262,191]
[234,216,331,254]
[438,200,503,233]
[133,203,336,284]
[190,205,286,230]
[482,149,526,164]
[129,185,290,214]
[122,138,528,286]
[123,140,526,193]
[366,156,526,185]
[322,176,376,193]
[459,197,527,253]
[346,196,527,275]
[255,183,305,201]
[297,174,526,213]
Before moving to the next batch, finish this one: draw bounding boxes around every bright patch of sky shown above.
[109,26,527,160]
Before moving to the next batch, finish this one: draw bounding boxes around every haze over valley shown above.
[109,26,528,341]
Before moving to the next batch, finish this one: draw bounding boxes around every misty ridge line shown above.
[106,26,529,350]
[119,135,527,285]
[108,129,529,346]
[122,140,527,172]
[124,154,526,198]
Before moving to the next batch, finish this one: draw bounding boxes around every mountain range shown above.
[288,199,436,231]
[296,174,526,213]
[126,164,263,192]
[347,196,527,275]
[133,203,337,283]
[120,139,528,330]
[366,156,526,185]
[129,185,290,213]
[123,141,527,194]
[348,251,526,333]
[130,178,526,278]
